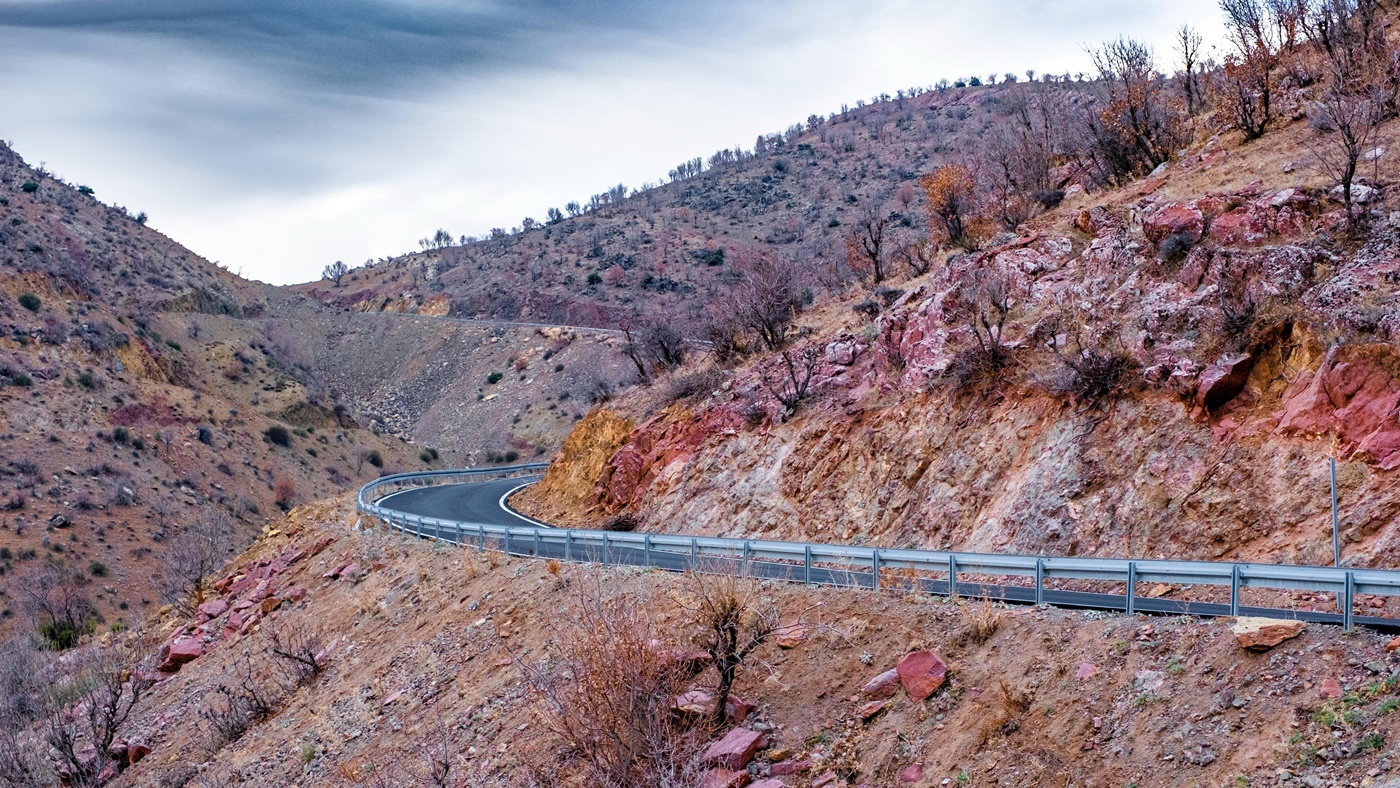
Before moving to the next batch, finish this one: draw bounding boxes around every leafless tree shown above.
[844,212,890,283]
[894,241,934,277]
[1087,37,1186,181]
[0,638,49,787]
[730,252,804,351]
[758,345,821,418]
[1176,24,1205,114]
[944,264,1019,392]
[321,260,350,286]
[160,509,235,614]
[45,643,155,787]
[1219,0,1283,140]
[20,566,96,651]
[1299,0,1396,229]
[678,571,779,726]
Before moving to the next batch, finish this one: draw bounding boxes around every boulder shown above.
[673,690,756,723]
[861,668,902,699]
[1144,203,1204,246]
[702,727,766,770]
[127,741,151,765]
[1195,353,1255,414]
[1231,617,1306,650]
[897,651,949,701]
[157,637,203,672]
[1385,635,1400,652]
[196,598,228,619]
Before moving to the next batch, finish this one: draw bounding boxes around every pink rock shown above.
[899,763,924,782]
[324,562,352,579]
[861,668,902,699]
[897,651,949,701]
[281,585,308,603]
[671,690,754,723]
[700,768,751,788]
[775,623,810,649]
[702,727,766,770]
[1319,678,1344,699]
[1144,202,1204,246]
[751,780,787,788]
[813,773,840,788]
[1195,353,1255,414]
[157,637,203,672]
[858,699,889,720]
[338,563,359,579]
[196,598,228,619]
[127,742,151,764]
[770,760,812,777]
[1076,662,1098,680]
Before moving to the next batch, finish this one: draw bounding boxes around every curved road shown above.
[376,479,1400,632]
[378,475,548,528]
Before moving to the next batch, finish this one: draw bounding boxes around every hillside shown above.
[0,142,631,643]
[518,81,1400,577]
[12,500,1400,788]
[290,82,1084,331]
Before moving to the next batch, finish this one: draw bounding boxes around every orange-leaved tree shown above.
[919,164,983,251]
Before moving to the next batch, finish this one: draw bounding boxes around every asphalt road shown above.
[376,479,1400,633]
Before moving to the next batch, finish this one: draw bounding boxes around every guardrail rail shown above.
[357,465,1400,632]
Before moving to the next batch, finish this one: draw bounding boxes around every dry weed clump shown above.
[518,576,709,788]
[678,570,782,724]
[975,678,1034,745]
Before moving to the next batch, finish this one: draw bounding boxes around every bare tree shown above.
[1299,0,1396,229]
[45,643,155,787]
[758,345,821,418]
[20,566,96,651]
[0,638,49,787]
[730,252,804,351]
[1087,38,1186,181]
[321,260,350,286]
[844,212,890,283]
[160,509,236,614]
[894,240,935,277]
[1176,24,1205,114]
[1219,0,1282,140]
[944,264,1019,393]
[678,571,779,726]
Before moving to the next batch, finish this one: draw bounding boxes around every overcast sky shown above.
[0,1,1226,285]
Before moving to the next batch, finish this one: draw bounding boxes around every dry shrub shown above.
[267,621,327,687]
[678,569,780,724]
[519,577,707,788]
[664,366,722,404]
[953,596,1004,648]
[975,678,1033,745]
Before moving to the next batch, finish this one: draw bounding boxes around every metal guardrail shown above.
[357,465,1400,631]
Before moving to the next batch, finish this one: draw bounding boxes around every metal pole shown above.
[1125,561,1136,615]
[1331,457,1341,567]
[948,555,957,600]
[1034,559,1044,606]
[1229,564,1240,617]
[1344,572,1356,632]
[872,550,881,590]
[803,545,812,586]
[644,534,652,568]
[533,528,541,557]
[564,530,572,562]
[1333,457,1344,613]
[690,537,698,571]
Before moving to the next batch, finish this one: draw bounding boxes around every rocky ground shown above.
[35,498,1400,788]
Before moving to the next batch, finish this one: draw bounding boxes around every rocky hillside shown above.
[518,108,1400,576]
[9,499,1400,788]
[290,81,1091,330]
[0,140,629,642]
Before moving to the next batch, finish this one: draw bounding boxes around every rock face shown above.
[896,651,949,701]
[1196,353,1255,414]
[701,727,766,770]
[1231,617,1306,650]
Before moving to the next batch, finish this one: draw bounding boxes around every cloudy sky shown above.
[0,1,1225,285]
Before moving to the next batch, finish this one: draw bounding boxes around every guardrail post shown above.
[804,545,812,587]
[434,518,441,548]
[564,530,572,563]
[644,534,652,568]
[603,532,610,566]
[1035,559,1044,606]
[477,526,485,554]
[948,555,957,600]
[872,550,881,590]
[1125,561,1136,615]
[1344,572,1355,632]
[742,541,751,576]
[533,528,541,558]
[690,537,698,571]
[1229,564,1241,617]
[504,527,511,557]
